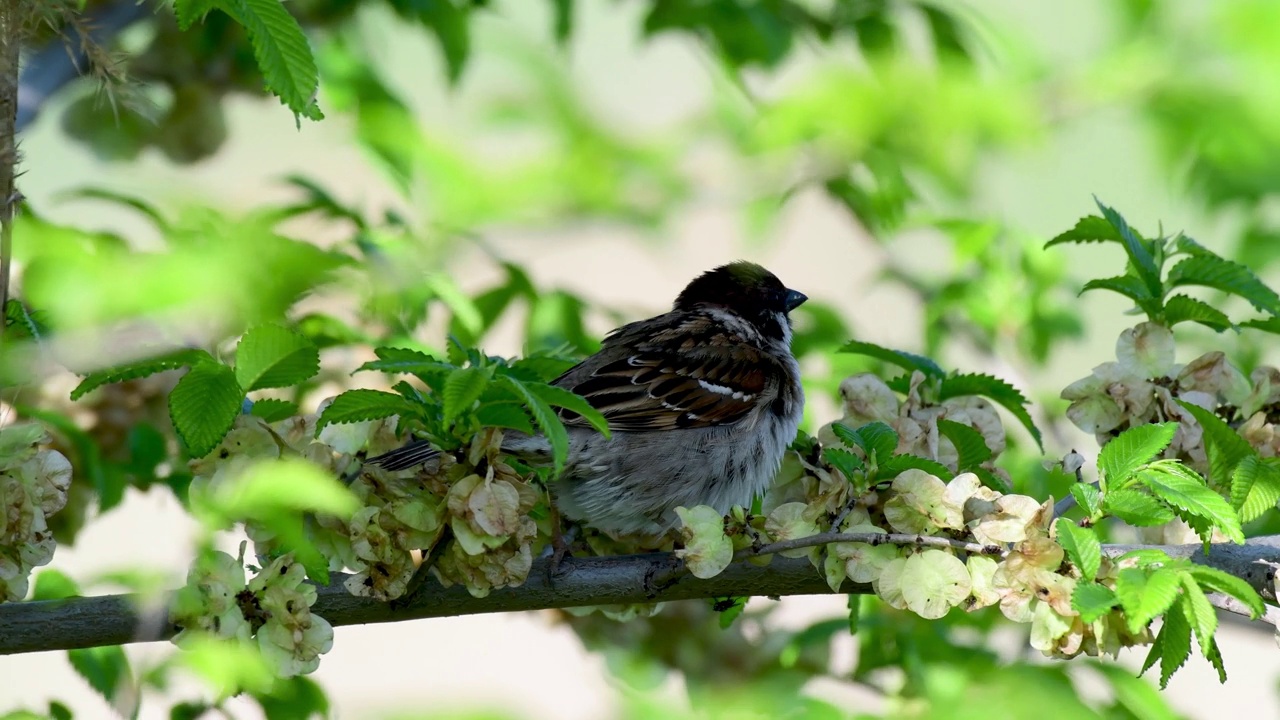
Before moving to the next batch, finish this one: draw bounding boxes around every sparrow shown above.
[366,261,807,536]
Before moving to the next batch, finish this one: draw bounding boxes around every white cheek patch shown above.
[698,379,754,401]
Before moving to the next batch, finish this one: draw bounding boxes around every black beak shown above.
[784,289,807,312]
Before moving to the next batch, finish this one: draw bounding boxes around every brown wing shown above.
[551,313,772,431]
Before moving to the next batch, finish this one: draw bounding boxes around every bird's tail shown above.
[365,440,442,471]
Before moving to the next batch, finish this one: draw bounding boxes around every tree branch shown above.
[2,539,1277,657]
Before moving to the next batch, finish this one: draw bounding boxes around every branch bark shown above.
[2,539,1279,657]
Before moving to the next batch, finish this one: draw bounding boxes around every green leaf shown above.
[210,457,359,519]
[552,0,574,41]
[173,0,217,29]
[938,373,1042,451]
[1089,662,1181,720]
[1238,316,1280,335]
[1115,567,1181,635]
[852,421,899,461]
[401,0,471,83]
[1166,254,1280,315]
[523,382,610,437]
[178,635,275,696]
[474,402,534,435]
[248,398,298,423]
[1070,582,1118,623]
[168,362,244,458]
[936,419,992,470]
[1054,518,1101,581]
[71,348,213,400]
[1070,483,1102,517]
[1095,198,1163,300]
[316,389,422,431]
[31,569,81,600]
[1163,294,1233,331]
[1241,458,1280,523]
[69,645,134,710]
[1045,215,1124,247]
[1178,575,1217,659]
[1101,488,1176,526]
[829,422,861,450]
[1079,275,1161,316]
[1151,599,1193,689]
[875,454,954,481]
[356,347,447,375]
[1098,423,1177,489]
[508,355,576,383]
[823,447,864,480]
[500,376,568,473]
[1184,565,1264,618]
[214,0,323,122]
[836,340,945,378]
[234,324,320,391]
[4,299,43,340]
[1175,400,1254,490]
[1138,464,1244,544]
[442,367,490,426]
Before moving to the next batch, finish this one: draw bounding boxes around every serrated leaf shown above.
[875,454,954,481]
[1071,582,1118,623]
[1070,483,1102,517]
[4,299,43,340]
[837,340,945,378]
[1055,518,1102,581]
[971,466,1011,493]
[500,376,568,473]
[823,447,864,480]
[1138,465,1244,543]
[1166,254,1280,314]
[936,419,992,470]
[855,421,898,461]
[71,348,213,400]
[1178,575,1217,659]
[169,362,244,458]
[173,0,217,29]
[356,347,445,373]
[1175,400,1254,491]
[1080,275,1161,316]
[1163,294,1233,332]
[1153,600,1192,689]
[938,373,1042,451]
[1045,215,1124,247]
[524,382,611,437]
[234,324,319,391]
[1102,488,1176,525]
[248,398,297,422]
[442,367,489,426]
[1184,565,1264,618]
[1238,316,1280,334]
[1098,423,1177,489]
[1115,567,1182,635]
[316,389,421,431]
[474,402,534,435]
[830,422,862,450]
[215,0,322,122]
[1095,198,1163,300]
[1242,459,1280,523]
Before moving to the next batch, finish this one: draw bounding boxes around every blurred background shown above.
[4,0,1280,717]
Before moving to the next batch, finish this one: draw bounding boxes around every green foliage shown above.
[1097,423,1177,491]
[70,349,213,400]
[173,0,322,123]
[937,373,1042,451]
[1054,518,1101,581]
[936,419,993,471]
[838,340,945,378]
[233,324,320,391]
[1050,201,1280,330]
[168,363,244,459]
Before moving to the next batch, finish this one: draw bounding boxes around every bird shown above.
[365,261,807,537]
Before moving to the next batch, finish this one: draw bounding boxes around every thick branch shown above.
[2,540,1278,657]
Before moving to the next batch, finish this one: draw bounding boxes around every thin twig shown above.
[0,0,22,322]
